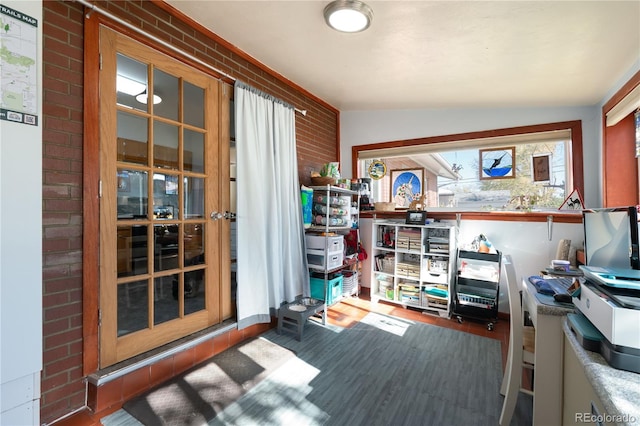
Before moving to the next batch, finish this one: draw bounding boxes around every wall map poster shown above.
[0,4,38,126]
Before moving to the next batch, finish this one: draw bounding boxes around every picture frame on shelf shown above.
[405,210,427,225]
[390,168,423,208]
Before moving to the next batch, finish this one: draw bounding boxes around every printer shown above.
[571,265,640,373]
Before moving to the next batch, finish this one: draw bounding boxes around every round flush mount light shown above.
[135,89,162,105]
[324,0,373,33]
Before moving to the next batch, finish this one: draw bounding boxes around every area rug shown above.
[210,312,532,425]
[122,337,296,426]
[120,313,531,426]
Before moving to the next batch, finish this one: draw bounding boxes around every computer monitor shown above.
[583,206,640,270]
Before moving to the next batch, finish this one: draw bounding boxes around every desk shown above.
[521,278,575,426]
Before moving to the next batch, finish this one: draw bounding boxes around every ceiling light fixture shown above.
[135,89,162,105]
[324,0,373,33]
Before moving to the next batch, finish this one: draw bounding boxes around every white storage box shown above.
[420,270,449,284]
[305,234,344,253]
[307,248,343,270]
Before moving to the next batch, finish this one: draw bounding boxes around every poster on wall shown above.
[0,4,38,126]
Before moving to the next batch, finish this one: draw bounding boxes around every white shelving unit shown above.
[370,220,456,318]
[305,185,360,324]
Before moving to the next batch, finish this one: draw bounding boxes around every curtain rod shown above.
[75,0,308,117]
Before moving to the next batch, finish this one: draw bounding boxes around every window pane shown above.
[184,81,204,128]
[117,170,148,219]
[117,225,148,277]
[184,269,205,315]
[154,274,179,325]
[154,224,179,272]
[153,173,178,220]
[117,112,148,165]
[118,280,148,336]
[185,223,204,264]
[116,54,148,113]
[153,121,179,170]
[184,176,205,219]
[154,68,179,121]
[362,138,570,211]
[184,129,204,173]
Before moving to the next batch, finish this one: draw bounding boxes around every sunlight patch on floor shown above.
[210,356,329,425]
[359,312,414,337]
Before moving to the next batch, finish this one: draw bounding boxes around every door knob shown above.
[210,211,223,220]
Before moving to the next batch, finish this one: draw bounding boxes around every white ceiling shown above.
[165,1,640,111]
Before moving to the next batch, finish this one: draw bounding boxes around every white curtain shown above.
[234,81,309,330]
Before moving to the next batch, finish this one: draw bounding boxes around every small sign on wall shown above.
[559,188,584,210]
[0,4,39,126]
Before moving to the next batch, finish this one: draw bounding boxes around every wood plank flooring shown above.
[55,289,512,426]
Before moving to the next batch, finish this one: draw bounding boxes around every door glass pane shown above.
[184,223,204,264]
[184,129,204,173]
[117,170,148,220]
[154,68,178,121]
[154,224,179,272]
[153,173,178,220]
[117,112,149,165]
[184,82,204,128]
[118,280,148,336]
[184,176,205,219]
[154,274,179,325]
[116,54,148,113]
[153,121,179,170]
[117,225,148,277]
[184,269,205,315]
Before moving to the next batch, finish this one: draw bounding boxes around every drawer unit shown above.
[307,248,343,270]
[305,234,344,253]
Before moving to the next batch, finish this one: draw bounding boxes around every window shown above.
[355,122,583,212]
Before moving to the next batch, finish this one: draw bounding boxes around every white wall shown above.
[0,1,43,425]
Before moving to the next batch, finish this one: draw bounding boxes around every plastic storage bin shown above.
[307,248,343,270]
[310,273,343,305]
[305,234,344,253]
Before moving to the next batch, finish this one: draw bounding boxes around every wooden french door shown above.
[98,27,231,367]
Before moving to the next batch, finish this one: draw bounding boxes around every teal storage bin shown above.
[310,273,343,305]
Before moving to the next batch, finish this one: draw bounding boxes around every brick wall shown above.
[41,1,339,423]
